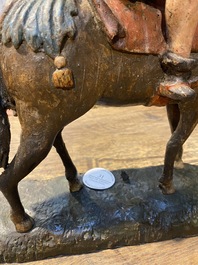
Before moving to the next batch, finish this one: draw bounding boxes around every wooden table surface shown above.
[7,105,198,265]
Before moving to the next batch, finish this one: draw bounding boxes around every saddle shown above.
[92,0,198,54]
[1,0,198,56]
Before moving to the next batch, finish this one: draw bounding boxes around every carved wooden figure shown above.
[0,0,198,233]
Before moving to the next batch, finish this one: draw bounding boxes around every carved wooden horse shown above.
[0,0,198,233]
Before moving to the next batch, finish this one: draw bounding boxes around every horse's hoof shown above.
[174,159,184,169]
[159,181,176,195]
[69,179,83,192]
[11,212,35,233]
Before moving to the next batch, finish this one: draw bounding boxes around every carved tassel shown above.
[52,56,74,89]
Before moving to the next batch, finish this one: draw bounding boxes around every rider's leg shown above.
[166,0,198,58]
[159,0,198,101]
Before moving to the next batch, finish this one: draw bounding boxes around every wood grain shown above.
[6,105,198,265]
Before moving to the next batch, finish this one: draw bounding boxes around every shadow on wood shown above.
[1,164,198,263]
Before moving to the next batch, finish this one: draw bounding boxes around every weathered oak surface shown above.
[2,105,198,264]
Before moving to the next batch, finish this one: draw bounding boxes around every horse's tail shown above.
[0,100,10,169]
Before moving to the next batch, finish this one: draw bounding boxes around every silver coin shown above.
[83,168,115,190]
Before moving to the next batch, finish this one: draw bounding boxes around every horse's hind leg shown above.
[53,130,83,192]
[166,104,184,168]
[0,105,10,169]
[159,101,198,194]
[0,124,56,232]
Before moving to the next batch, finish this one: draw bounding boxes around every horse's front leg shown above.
[53,130,83,192]
[0,121,57,232]
[166,104,184,168]
[159,101,198,195]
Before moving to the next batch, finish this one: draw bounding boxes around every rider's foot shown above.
[159,51,197,101]
[159,80,196,101]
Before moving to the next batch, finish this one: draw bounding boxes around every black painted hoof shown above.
[69,178,83,193]
[159,180,176,195]
[11,212,35,233]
